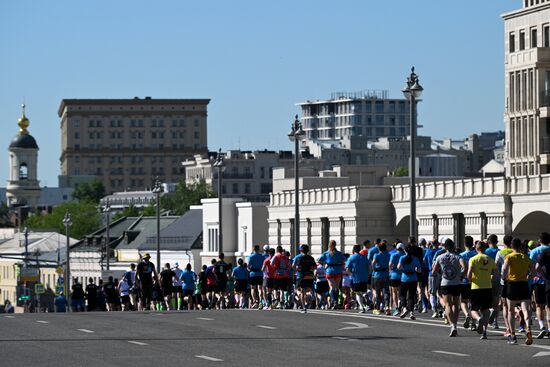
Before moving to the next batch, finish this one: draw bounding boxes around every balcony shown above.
[213,172,253,179]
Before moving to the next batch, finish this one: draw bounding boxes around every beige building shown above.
[58,97,210,193]
[503,0,550,175]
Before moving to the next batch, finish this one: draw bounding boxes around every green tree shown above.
[161,179,215,215]
[72,179,106,204]
[25,201,101,239]
[0,202,12,227]
[393,166,409,177]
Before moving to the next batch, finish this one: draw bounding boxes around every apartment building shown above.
[503,0,550,175]
[58,97,209,193]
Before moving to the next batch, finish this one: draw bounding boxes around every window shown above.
[375,101,384,113]
[544,25,550,47]
[233,183,239,194]
[19,163,28,180]
[260,167,265,179]
[194,119,199,127]
[244,183,251,194]
[531,28,538,48]
[74,132,80,139]
[509,32,516,53]
[208,228,219,252]
[74,120,80,128]
[520,30,526,50]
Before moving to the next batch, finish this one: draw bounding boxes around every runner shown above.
[232,258,250,309]
[467,241,497,340]
[485,234,501,329]
[425,239,443,318]
[293,244,317,313]
[368,238,381,307]
[397,245,422,320]
[346,244,371,313]
[85,278,98,312]
[172,262,184,310]
[372,242,391,315]
[315,261,329,309]
[180,263,196,310]
[460,236,477,331]
[535,241,550,339]
[502,238,535,345]
[214,253,230,309]
[103,276,118,312]
[205,259,218,309]
[271,246,291,309]
[248,244,265,309]
[261,248,276,310]
[496,235,514,336]
[529,232,550,338]
[160,263,176,311]
[197,264,208,310]
[389,243,406,316]
[124,263,138,311]
[432,239,464,336]
[118,276,131,311]
[418,238,430,313]
[136,253,158,311]
[318,240,346,310]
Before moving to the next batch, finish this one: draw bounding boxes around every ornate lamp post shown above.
[288,115,305,257]
[62,211,72,306]
[213,150,225,257]
[152,180,163,271]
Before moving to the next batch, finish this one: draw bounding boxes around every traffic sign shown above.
[20,267,39,282]
[35,283,45,295]
[56,266,64,275]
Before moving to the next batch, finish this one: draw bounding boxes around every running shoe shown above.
[507,335,518,345]
[421,307,428,314]
[432,310,439,318]
[463,316,472,329]
[518,326,526,333]
[399,309,408,319]
[409,312,416,320]
[302,308,307,314]
[360,308,366,314]
[477,318,484,334]
[492,322,499,330]
[392,308,400,317]
[536,329,547,339]
[503,329,511,338]
[386,308,392,316]
[373,309,381,315]
[525,331,533,345]
[443,316,449,325]
[449,329,458,337]
[480,332,488,340]
[470,322,477,332]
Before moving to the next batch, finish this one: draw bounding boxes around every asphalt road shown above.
[1,309,550,367]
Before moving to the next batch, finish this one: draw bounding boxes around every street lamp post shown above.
[402,67,424,240]
[288,115,305,257]
[103,202,111,270]
[23,227,29,268]
[213,150,225,258]
[62,211,72,307]
[152,180,163,272]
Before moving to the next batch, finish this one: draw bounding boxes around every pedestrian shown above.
[124,263,138,311]
[485,234,502,329]
[497,235,514,337]
[233,258,249,309]
[104,276,118,311]
[118,277,131,311]
[460,236,477,331]
[136,253,158,311]
[205,259,218,309]
[389,243,406,316]
[372,242,391,315]
[468,241,497,340]
[71,278,85,312]
[198,264,208,309]
[315,261,329,309]
[181,263,197,310]
[529,232,550,338]
[214,253,230,309]
[172,262,184,310]
[160,263,176,311]
[432,239,464,337]
[261,248,275,310]
[535,240,550,340]
[85,277,98,312]
[271,246,291,309]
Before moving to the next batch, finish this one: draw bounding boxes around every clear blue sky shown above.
[0,0,519,187]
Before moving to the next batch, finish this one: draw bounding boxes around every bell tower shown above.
[6,104,41,208]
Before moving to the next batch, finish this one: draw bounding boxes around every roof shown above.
[71,216,141,251]
[9,134,39,149]
[0,231,78,257]
[114,216,179,251]
[58,98,211,116]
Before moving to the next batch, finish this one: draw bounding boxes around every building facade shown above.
[298,90,411,146]
[503,1,550,175]
[58,97,210,194]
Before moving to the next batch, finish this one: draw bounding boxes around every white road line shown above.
[195,355,223,362]
[77,329,94,333]
[36,320,49,324]
[196,317,214,321]
[338,322,369,331]
[4,315,15,319]
[256,325,277,329]
[332,336,359,342]
[128,341,148,346]
[433,351,470,357]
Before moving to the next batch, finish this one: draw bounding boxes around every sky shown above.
[0,0,519,187]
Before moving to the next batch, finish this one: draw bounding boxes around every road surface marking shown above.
[338,322,369,331]
[196,317,214,321]
[4,316,15,319]
[128,341,148,346]
[256,325,277,329]
[524,344,550,357]
[195,355,223,362]
[77,329,94,333]
[332,336,359,341]
[433,351,469,357]
[36,320,49,324]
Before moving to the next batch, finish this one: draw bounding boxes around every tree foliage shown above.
[393,166,409,177]
[72,179,106,204]
[0,202,11,227]
[111,204,141,222]
[25,201,101,239]
[161,179,215,215]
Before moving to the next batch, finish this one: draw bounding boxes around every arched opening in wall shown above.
[395,216,419,243]
[19,163,28,180]
[512,211,550,240]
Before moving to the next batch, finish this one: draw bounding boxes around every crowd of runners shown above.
[66,233,550,346]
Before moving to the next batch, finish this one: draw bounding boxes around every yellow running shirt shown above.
[505,252,531,282]
[469,253,496,289]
